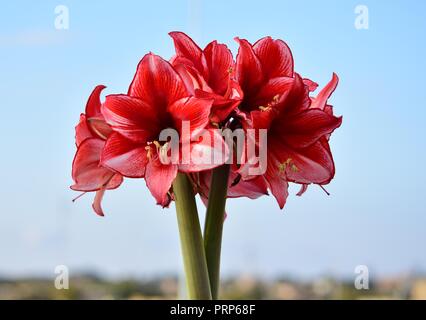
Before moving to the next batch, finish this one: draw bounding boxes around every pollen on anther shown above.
[145,145,153,159]
[153,141,162,149]
[278,158,297,173]
[291,164,299,172]
[258,106,271,112]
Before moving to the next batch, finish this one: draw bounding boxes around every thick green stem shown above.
[203,164,230,300]
[173,172,212,300]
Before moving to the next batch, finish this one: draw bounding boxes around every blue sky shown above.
[0,0,425,280]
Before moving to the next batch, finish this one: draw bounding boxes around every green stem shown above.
[203,164,230,300]
[173,172,212,300]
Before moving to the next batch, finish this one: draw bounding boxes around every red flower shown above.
[72,33,342,214]
[234,36,294,118]
[71,86,123,216]
[169,32,243,124]
[100,53,228,206]
[235,37,342,208]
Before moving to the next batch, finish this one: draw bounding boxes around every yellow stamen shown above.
[291,164,299,172]
[258,106,271,112]
[153,141,162,149]
[278,158,299,173]
[145,145,153,159]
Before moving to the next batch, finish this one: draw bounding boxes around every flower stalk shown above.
[173,172,212,300]
[203,164,230,299]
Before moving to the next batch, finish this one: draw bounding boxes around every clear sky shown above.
[1,0,425,280]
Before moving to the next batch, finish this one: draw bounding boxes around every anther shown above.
[319,185,330,196]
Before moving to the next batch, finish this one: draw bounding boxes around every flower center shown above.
[257,94,280,112]
[146,140,170,163]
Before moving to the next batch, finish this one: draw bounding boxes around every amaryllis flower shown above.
[243,73,342,208]
[71,86,123,216]
[234,36,294,120]
[234,36,341,208]
[294,73,341,196]
[169,32,243,124]
[100,53,228,206]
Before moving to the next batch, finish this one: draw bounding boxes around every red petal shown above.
[145,157,177,206]
[71,138,120,191]
[277,109,342,148]
[195,78,242,123]
[211,97,241,123]
[303,78,318,92]
[310,73,339,110]
[169,97,213,140]
[75,114,93,147]
[249,76,293,108]
[323,105,334,116]
[83,86,114,140]
[228,175,268,199]
[235,37,264,94]
[264,153,289,209]
[86,118,113,140]
[203,40,234,95]
[198,168,267,200]
[271,138,336,185]
[296,184,308,196]
[91,172,123,217]
[106,174,122,190]
[224,77,244,102]
[85,85,106,118]
[128,53,187,109]
[169,31,207,76]
[173,62,209,94]
[253,36,294,78]
[276,73,311,116]
[179,128,229,172]
[92,188,106,217]
[250,108,275,130]
[102,94,160,142]
[101,133,148,178]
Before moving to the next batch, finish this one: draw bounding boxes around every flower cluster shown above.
[71,32,342,216]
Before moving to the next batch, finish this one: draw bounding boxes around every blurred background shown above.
[0,0,425,299]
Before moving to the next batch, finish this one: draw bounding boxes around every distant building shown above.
[411,279,426,300]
